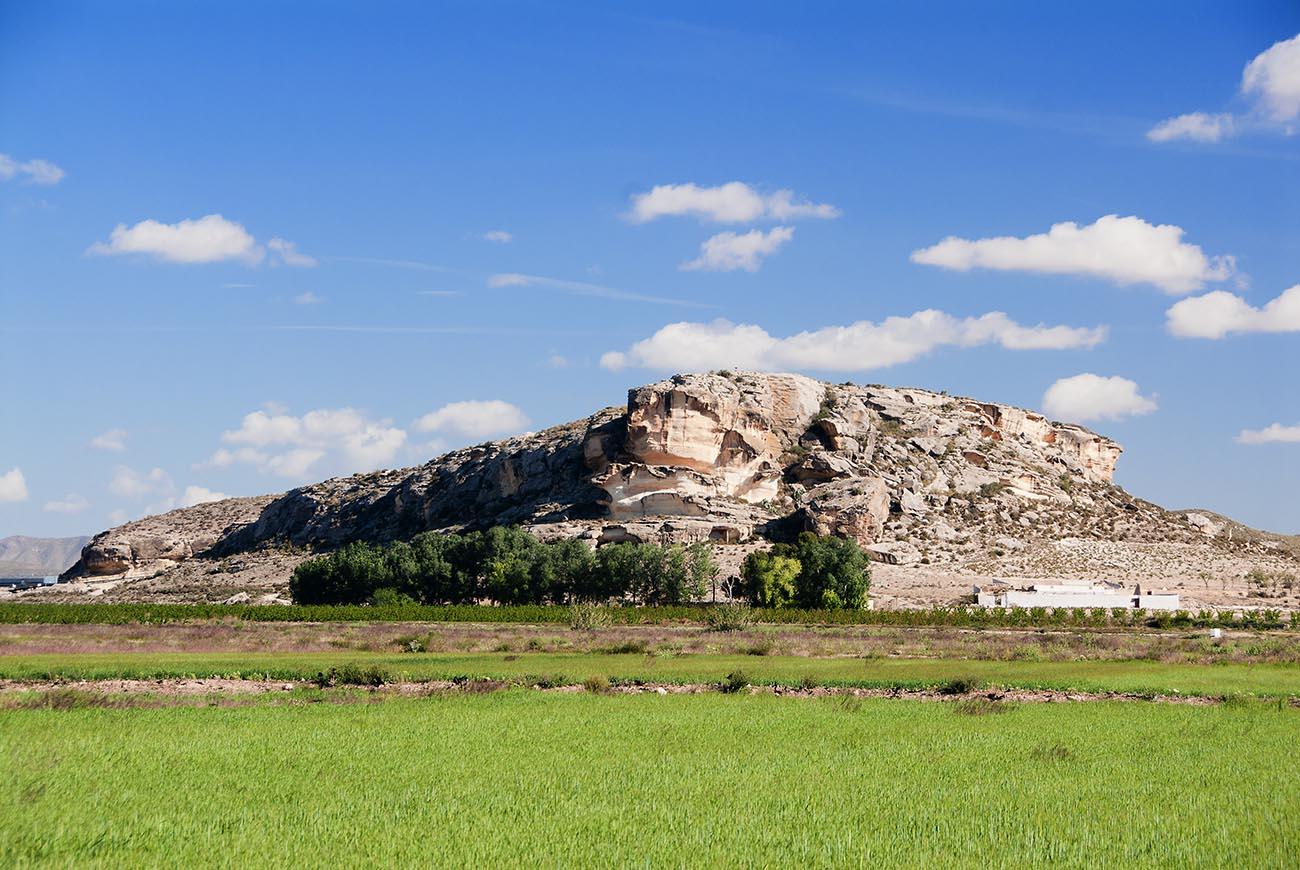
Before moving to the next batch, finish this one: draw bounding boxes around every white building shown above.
[974,580,1179,610]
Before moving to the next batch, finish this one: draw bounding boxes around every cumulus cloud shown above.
[44,493,89,514]
[89,214,263,264]
[89,428,128,451]
[205,407,407,478]
[88,214,313,267]
[911,215,1234,294]
[483,230,513,243]
[599,311,1106,373]
[1146,112,1235,143]
[0,468,28,502]
[108,466,173,498]
[627,182,840,223]
[414,400,531,440]
[1042,374,1157,423]
[0,154,65,185]
[681,227,794,272]
[1237,423,1300,445]
[1243,33,1300,124]
[267,237,318,267]
[1149,32,1300,141]
[181,485,227,507]
[1165,285,1300,338]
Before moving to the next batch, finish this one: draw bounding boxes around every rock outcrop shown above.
[57,371,1296,603]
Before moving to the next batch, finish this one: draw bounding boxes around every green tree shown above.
[789,533,871,609]
[741,550,802,608]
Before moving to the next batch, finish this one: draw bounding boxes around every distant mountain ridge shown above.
[0,535,91,577]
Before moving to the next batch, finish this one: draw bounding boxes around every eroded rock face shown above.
[66,371,1154,584]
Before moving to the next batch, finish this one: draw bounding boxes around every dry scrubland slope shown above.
[37,372,1299,606]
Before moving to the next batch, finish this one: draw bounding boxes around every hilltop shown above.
[29,372,1298,609]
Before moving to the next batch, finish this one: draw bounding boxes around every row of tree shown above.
[289,527,717,606]
[290,526,874,610]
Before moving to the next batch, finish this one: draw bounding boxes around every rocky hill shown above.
[34,372,1299,608]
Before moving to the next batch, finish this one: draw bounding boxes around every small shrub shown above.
[525,673,566,689]
[569,603,612,630]
[938,677,983,695]
[582,674,611,694]
[314,663,389,687]
[798,674,819,691]
[597,640,648,655]
[720,670,750,694]
[741,638,775,656]
[705,602,754,632]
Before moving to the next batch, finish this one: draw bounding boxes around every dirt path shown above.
[1,676,1270,708]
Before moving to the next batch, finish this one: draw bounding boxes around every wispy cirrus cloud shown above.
[487,273,711,308]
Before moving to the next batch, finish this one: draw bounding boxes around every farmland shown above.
[3,610,1299,865]
[2,692,1297,866]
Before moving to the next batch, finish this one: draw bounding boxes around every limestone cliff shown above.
[54,372,1294,602]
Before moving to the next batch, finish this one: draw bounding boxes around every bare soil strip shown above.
[3,677,1279,708]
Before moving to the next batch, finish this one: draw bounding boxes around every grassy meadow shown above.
[3,649,1300,697]
[2,691,1297,866]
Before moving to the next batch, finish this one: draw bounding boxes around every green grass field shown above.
[2,692,1296,866]
[4,649,1300,697]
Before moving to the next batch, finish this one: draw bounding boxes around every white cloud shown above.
[89,428,128,451]
[627,182,840,223]
[267,237,318,267]
[89,214,263,264]
[0,468,28,502]
[108,466,173,498]
[483,230,513,243]
[681,226,794,272]
[599,311,1106,373]
[1042,374,1157,423]
[1146,112,1235,143]
[107,508,129,526]
[181,485,228,507]
[1165,285,1300,338]
[414,400,531,440]
[1242,33,1300,124]
[44,493,89,514]
[1237,423,1300,445]
[207,407,407,478]
[546,354,569,368]
[0,154,65,185]
[293,291,322,305]
[911,214,1234,294]
[1149,32,1300,141]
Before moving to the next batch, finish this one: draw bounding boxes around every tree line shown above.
[289,527,872,609]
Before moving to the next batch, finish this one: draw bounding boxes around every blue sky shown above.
[2,1,1298,538]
